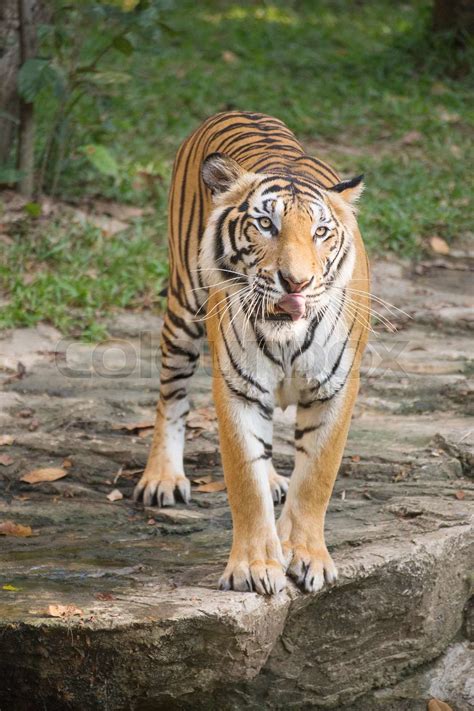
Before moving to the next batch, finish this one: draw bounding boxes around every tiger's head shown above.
[200,152,363,326]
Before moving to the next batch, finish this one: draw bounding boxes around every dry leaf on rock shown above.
[112,420,154,432]
[0,454,14,466]
[47,604,83,618]
[455,490,465,500]
[186,408,217,439]
[192,475,212,485]
[106,488,123,502]
[0,520,33,537]
[62,458,73,469]
[195,480,226,493]
[428,699,454,711]
[21,468,67,484]
[429,236,450,255]
[187,407,216,427]
[138,428,154,438]
[95,592,114,601]
[0,435,14,446]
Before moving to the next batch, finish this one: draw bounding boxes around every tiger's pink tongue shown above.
[277,293,306,321]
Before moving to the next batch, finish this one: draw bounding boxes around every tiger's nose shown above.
[278,271,313,293]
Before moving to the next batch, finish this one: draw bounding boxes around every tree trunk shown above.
[0,0,20,167]
[17,0,37,198]
[433,0,474,42]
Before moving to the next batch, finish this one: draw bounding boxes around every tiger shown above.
[134,111,370,595]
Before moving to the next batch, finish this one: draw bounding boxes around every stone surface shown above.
[0,258,473,710]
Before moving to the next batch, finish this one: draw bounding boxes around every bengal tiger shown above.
[134,111,370,595]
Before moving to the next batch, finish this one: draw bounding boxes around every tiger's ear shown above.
[329,175,364,205]
[201,152,245,196]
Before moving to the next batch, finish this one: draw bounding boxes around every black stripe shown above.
[161,387,187,401]
[295,445,309,456]
[160,370,194,385]
[221,373,273,420]
[295,425,321,440]
[161,333,200,362]
[221,322,269,394]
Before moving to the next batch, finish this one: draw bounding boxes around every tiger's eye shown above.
[315,226,329,238]
[257,216,272,230]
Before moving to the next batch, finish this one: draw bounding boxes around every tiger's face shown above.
[201,153,363,326]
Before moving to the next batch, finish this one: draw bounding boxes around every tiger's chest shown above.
[258,306,354,410]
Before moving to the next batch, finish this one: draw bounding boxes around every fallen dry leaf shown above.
[0,435,14,446]
[186,407,217,439]
[47,604,83,618]
[192,475,212,485]
[138,427,154,438]
[112,420,154,432]
[0,520,33,537]
[187,407,216,427]
[429,235,450,255]
[2,361,26,385]
[95,592,114,601]
[195,480,227,493]
[2,584,21,591]
[18,408,34,418]
[90,200,145,221]
[106,488,123,502]
[428,699,454,711]
[21,467,67,484]
[438,110,460,124]
[351,454,361,463]
[0,454,14,466]
[72,209,129,237]
[62,458,73,469]
[400,130,423,145]
[222,50,238,63]
[28,418,40,432]
[455,490,465,500]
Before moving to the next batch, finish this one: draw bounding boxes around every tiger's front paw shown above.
[219,558,286,595]
[278,509,337,593]
[218,535,286,595]
[133,469,191,507]
[282,542,337,593]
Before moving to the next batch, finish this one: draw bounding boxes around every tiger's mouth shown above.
[265,309,294,321]
[264,297,307,322]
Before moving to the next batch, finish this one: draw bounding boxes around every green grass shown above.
[1,0,472,337]
[0,217,168,339]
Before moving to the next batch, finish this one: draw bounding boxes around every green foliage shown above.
[17,58,62,102]
[25,0,172,194]
[1,0,473,337]
[0,213,168,340]
[24,202,42,218]
[81,144,119,177]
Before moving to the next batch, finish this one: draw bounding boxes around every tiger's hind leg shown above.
[267,462,289,505]
[133,295,204,507]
